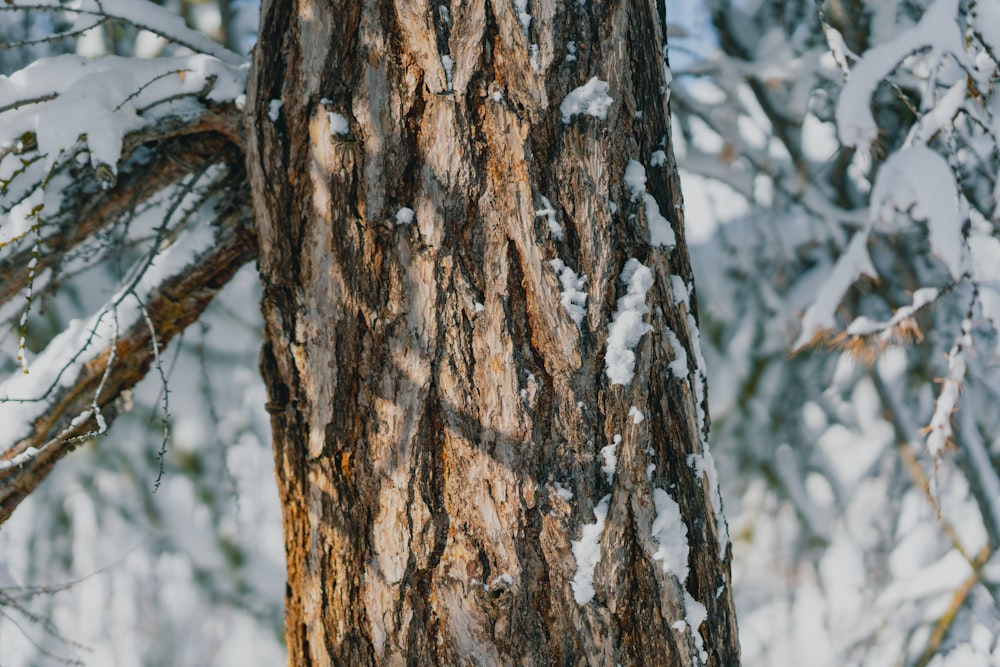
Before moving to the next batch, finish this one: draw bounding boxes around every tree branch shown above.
[0,104,245,308]
[0,201,255,525]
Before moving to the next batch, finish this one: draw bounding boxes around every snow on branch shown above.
[835,0,966,153]
[0,202,254,524]
[0,54,246,180]
[794,0,973,354]
[0,183,215,449]
[0,2,251,526]
[2,0,243,66]
[869,145,965,281]
[826,287,940,362]
[794,230,877,350]
[922,319,971,458]
[0,126,240,310]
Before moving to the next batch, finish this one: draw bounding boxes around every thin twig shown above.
[913,545,992,667]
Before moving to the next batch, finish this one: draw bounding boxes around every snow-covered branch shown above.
[1,0,243,66]
[0,201,254,523]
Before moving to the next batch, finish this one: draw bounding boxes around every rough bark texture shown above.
[246,0,740,664]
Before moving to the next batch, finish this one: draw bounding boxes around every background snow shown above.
[3,1,1000,666]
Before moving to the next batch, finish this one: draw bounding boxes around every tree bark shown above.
[246,0,740,664]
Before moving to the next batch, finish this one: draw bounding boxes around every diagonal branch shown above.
[913,545,993,667]
[0,105,245,310]
[0,202,256,525]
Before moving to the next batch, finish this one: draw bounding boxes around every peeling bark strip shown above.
[247,0,740,664]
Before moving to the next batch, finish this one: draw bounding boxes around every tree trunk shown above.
[245,0,740,664]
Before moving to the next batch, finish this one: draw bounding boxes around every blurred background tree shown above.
[674,1,1000,665]
[3,0,1000,665]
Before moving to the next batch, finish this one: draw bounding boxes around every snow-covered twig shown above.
[923,319,972,458]
[0,0,244,66]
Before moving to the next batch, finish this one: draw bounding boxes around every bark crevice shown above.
[246,0,740,663]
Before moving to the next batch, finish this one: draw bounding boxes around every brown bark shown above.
[246,0,739,664]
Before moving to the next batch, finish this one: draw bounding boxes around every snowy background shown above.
[3,0,1000,665]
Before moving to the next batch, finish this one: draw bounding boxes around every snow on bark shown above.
[570,494,611,605]
[600,434,620,484]
[549,258,587,326]
[560,77,613,123]
[246,0,740,662]
[651,488,689,581]
[394,207,415,226]
[688,450,729,557]
[625,160,677,248]
[653,489,710,663]
[665,328,688,378]
[536,195,563,240]
[605,259,654,385]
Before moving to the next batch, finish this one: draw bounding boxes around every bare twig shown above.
[0,201,255,524]
[913,545,992,667]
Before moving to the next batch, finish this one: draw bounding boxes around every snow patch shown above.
[570,494,610,605]
[665,328,688,378]
[684,591,709,664]
[624,160,676,248]
[536,195,563,240]
[689,450,730,557]
[554,482,573,501]
[513,0,532,35]
[549,259,587,326]
[327,111,350,136]
[628,406,644,424]
[395,207,415,226]
[670,275,689,307]
[625,160,647,195]
[651,488,689,582]
[441,55,454,91]
[267,99,282,122]
[560,77,613,123]
[565,41,577,62]
[605,259,654,385]
[600,434,620,484]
